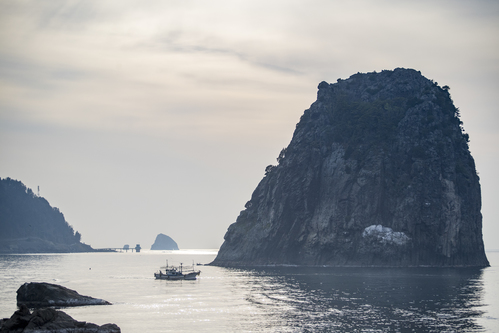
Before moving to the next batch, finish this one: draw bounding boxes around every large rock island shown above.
[212,68,489,267]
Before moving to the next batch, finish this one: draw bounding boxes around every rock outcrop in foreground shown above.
[17,282,111,308]
[0,304,120,333]
[150,233,179,250]
[212,68,489,267]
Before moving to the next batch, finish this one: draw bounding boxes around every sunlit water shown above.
[1,250,498,332]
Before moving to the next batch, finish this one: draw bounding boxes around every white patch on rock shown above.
[362,225,410,245]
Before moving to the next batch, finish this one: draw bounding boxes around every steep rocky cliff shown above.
[212,68,489,267]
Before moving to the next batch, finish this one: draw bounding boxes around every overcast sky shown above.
[1,0,498,250]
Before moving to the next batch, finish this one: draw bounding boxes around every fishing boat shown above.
[154,261,201,280]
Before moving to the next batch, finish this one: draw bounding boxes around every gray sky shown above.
[1,0,498,250]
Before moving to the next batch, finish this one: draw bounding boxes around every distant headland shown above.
[0,177,95,254]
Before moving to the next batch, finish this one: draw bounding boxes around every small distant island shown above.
[151,233,179,250]
[0,177,94,254]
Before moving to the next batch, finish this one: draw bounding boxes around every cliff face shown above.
[212,68,489,267]
[0,177,92,253]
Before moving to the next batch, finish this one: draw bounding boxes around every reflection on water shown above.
[229,266,485,332]
[0,254,67,316]
[0,252,495,332]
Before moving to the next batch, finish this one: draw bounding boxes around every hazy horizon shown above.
[1,0,498,250]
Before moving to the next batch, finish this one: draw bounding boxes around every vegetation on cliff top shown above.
[0,177,91,253]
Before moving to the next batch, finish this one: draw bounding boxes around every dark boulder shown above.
[17,282,111,308]
[150,233,179,250]
[0,304,120,332]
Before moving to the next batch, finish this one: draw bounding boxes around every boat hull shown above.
[154,271,201,280]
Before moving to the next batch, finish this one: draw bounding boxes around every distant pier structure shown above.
[95,244,141,252]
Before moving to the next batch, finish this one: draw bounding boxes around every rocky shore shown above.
[0,283,119,333]
[0,305,120,333]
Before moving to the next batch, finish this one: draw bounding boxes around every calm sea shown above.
[1,250,498,332]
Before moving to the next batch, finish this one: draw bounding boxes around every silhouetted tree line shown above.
[0,177,81,245]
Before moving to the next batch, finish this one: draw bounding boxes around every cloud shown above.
[1,0,498,249]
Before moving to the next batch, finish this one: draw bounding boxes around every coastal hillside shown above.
[212,68,489,267]
[0,177,92,253]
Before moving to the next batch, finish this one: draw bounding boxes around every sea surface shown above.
[1,250,498,332]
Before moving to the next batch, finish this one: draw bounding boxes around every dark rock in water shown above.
[0,304,120,332]
[17,282,111,308]
[212,68,489,268]
[150,233,179,250]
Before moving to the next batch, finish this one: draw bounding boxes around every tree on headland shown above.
[0,177,91,253]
